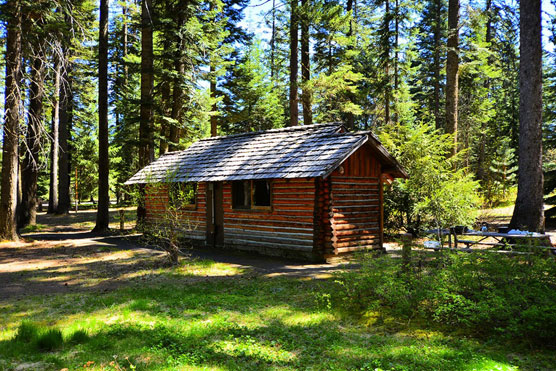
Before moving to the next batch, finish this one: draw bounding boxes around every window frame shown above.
[251,179,272,210]
[231,180,272,211]
[168,182,197,210]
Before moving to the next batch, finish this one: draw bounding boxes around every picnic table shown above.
[455,230,554,252]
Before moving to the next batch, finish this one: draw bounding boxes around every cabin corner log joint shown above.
[126,123,407,261]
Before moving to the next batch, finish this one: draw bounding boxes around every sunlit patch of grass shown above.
[19,224,48,234]
[176,259,246,277]
[1,257,555,370]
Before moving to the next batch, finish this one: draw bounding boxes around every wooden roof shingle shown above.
[125,123,407,184]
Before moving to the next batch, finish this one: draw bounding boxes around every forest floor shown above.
[0,208,555,370]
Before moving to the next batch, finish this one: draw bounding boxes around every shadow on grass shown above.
[0,275,524,371]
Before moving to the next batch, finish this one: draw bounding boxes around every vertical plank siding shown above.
[222,178,316,258]
[145,183,207,240]
[328,145,383,254]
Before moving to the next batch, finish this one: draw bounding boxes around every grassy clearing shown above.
[1,257,554,371]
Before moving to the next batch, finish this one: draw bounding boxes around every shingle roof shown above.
[125,123,407,184]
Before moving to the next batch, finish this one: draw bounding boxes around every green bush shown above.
[67,329,89,344]
[35,329,63,351]
[13,322,39,343]
[379,122,480,234]
[332,252,556,345]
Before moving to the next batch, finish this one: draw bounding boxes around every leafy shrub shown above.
[379,122,480,234]
[331,252,556,345]
[35,329,63,351]
[67,329,89,344]
[13,322,39,343]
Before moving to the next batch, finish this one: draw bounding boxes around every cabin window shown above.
[169,182,196,209]
[232,180,251,209]
[252,180,271,207]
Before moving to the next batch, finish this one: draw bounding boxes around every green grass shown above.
[1,258,554,370]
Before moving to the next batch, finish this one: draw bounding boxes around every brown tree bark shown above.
[445,0,459,156]
[138,0,155,224]
[383,0,391,126]
[289,0,299,127]
[0,0,22,240]
[169,60,185,151]
[433,0,442,130]
[476,0,492,184]
[48,58,60,214]
[509,0,544,232]
[94,0,110,232]
[19,53,45,228]
[57,41,73,215]
[210,65,218,136]
[301,0,312,126]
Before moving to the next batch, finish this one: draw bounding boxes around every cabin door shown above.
[206,182,224,247]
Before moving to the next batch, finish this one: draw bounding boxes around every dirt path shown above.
[0,210,346,301]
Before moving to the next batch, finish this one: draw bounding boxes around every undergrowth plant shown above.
[331,251,556,345]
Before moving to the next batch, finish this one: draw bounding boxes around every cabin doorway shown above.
[206,182,224,247]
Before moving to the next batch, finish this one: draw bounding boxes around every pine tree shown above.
[0,0,22,240]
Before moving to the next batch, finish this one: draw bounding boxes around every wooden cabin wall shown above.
[145,183,207,241]
[328,145,383,254]
[222,178,316,259]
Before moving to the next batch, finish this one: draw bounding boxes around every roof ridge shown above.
[198,122,345,142]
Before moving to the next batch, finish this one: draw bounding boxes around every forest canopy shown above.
[0,0,553,236]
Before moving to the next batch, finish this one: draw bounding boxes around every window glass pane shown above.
[253,180,271,207]
[232,180,251,209]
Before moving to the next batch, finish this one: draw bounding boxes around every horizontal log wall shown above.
[329,144,382,254]
[222,178,315,257]
[145,183,207,240]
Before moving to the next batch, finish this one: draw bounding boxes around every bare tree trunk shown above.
[301,0,312,126]
[210,65,218,136]
[477,0,491,184]
[445,0,459,156]
[94,0,110,232]
[19,53,44,228]
[393,0,399,124]
[384,0,391,126]
[0,0,22,240]
[169,60,185,151]
[345,0,355,130]
[57,42,72,214]
[289,0,299,127]
[169,12,185,151]
[433,0,441,130]
[270,0,276,79]
[49,58,60,214]
[138,0,155,224]
[509,0,544,232]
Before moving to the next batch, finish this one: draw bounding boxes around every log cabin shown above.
[125,123,408,261]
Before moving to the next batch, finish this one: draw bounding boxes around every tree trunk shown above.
[393,0,399,124]
[210,64,218,136]
[138,0,155,224]
[19,53,44,228]
[383,0,391,126]
[345,0,355,130]
[289,0,299,127]
[48,57,60,214]
[476,0,492,184]
[169,59,185,151]
[433,0,441,130]
[445,0,459,156]
[94,0,110,232]
[270,0,276,79]
[57,41,72,214]
[509,0,544,232]
[301,0,312,126]
[0,0,22,240]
